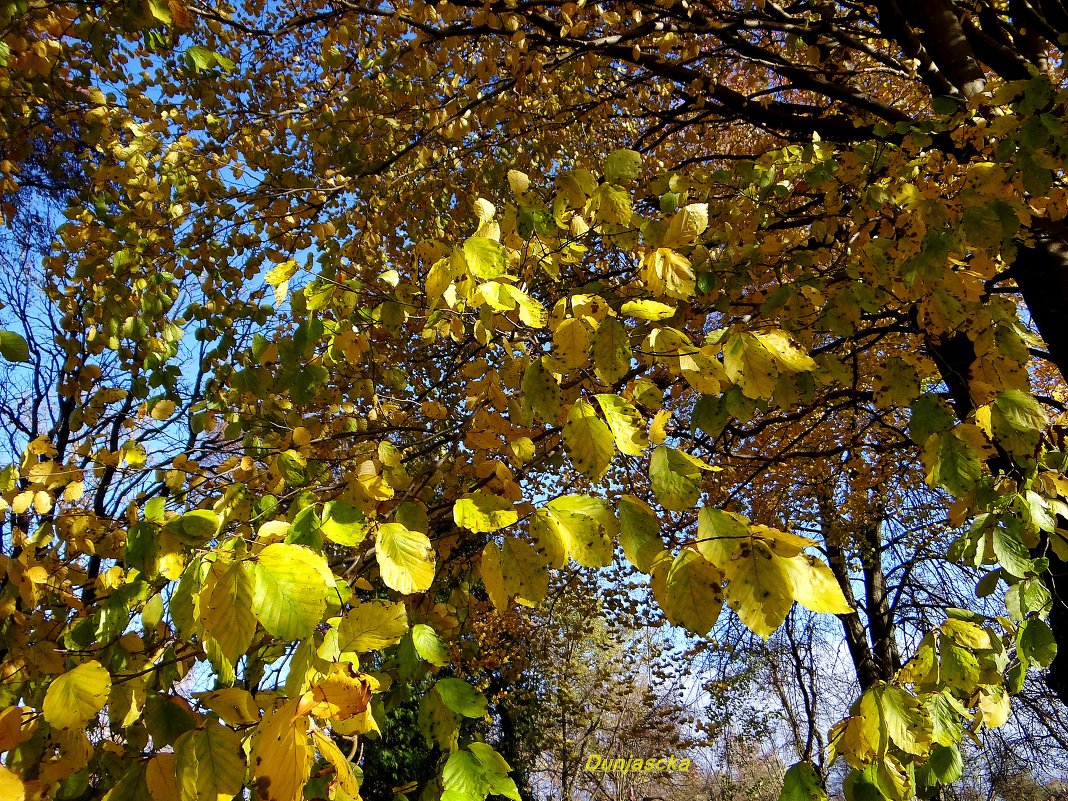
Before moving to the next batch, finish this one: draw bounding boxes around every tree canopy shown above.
[2,0,1068,799]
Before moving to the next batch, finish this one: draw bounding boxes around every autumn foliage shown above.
[2,0,1068,800]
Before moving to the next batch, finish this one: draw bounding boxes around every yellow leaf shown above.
[618,495,663,573]
[194,688,261,726]
[146,754,179,801]
[976,684,1009,728]
[32,490,51,514]
[779,553,851,615]
[250,700,313,801]
[642,247,695,299]
[534,495,617,568]
[594,393,648,455]
[591,316,632,386]
[175,723,245,801]
[309,669,373,719]
[480,537,549,610]
[553,317,591,370]
[620,299,676,320]
[248,544,332,640]
[311,729,362,798]
[504,285,547,327]
[650,409,671,445]
[453,492,518,533]
[521,359,562,423]
[507,169,530,196]
[0,766,24,801]
[828,716,878,769]
[649,446,711,511]
[473,197,496,222]
[662,203,709,248]
[337,601,408,652]
[759,330,817,372]
[563,399,615,481]
[199,562,257,662]
[11,491,33,514]
[722,539,793,638]
[375,522,436,593]
[0,706,26,751]
[750,524,819,557]
[43,660,111,730]
[655,550,723,635]
[151,399,177,420]
[480,541,509,610]
[723,331,780,399]
[265,260,299,303]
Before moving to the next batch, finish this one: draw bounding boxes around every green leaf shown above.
[603,148,642,183]
[780,762,828,801]
[247,543,332,640]
[649,446,709,511]
[376,522,436,593]
[921,745,963,787]
[926,691,964,747]
[908,394,956,445]
[991,524,1035,578]
[863,685,931,757]
[842,769,883,801]
[199,562,257,662]
[1018,617,1057,668]
[938,636,980,691]
[442,749,489,801]
[435,678,488,718]
[469,743,521,800]
[43,660,111,730]
[419,688,458,751]
[286,505,322,548]
[144,695,197,748]
[453,492,518,533]
[931,95,961,114]
[0,330,29,362]
[337,600,408,652]
[925,428,982,498]
[321,500,367,545]
[873,357,920,406]
[594,393,648,455]
[147,0,172,23]
[164,509,220,544]
[412,624,450,667]
[992,389,1046,432]
[175,723,245,801]
[618,495,663,573]
[277,449,308,485]
[692,394,730,438]
[656,550,723,635]
[563,399,615,481]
